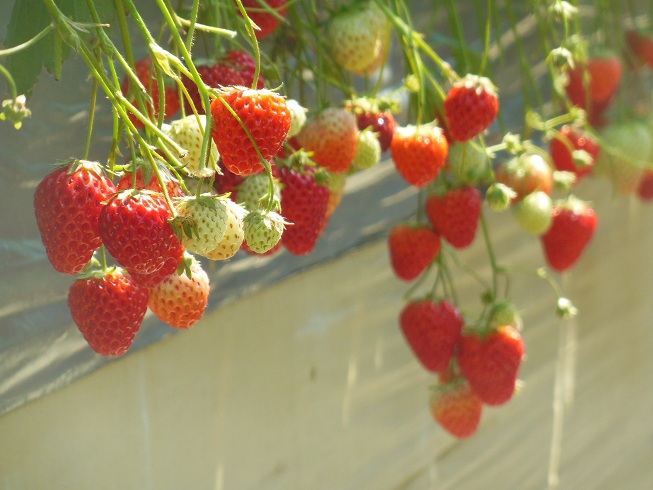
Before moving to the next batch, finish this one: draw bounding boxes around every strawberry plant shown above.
[4,1,653,476]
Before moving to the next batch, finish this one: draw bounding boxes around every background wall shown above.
[1,177,652,490]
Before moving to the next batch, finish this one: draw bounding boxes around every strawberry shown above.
[286,99,308,139]
[429,380,483,439]
[541,196,597,272]
[549,125,599,181]
[625,29,653,69]
[457,325,525,406]
[34,160,116,274]
[326,1,388,76]
[162,114,220,178]
[210,87,291,176]
[349,128,382,173]
[241,0,288,40]
[594,119,651,195]
[237,173,281,212]
[68,269,148,356]
[390,122,449,187]
[117,159,184,198]
[488,300,523,331]
[213,159,246,200]
[98,190,184,275]
[182,50,265,114]
[495,153,553,202]
[399,299,463,372]
[325,171,347,219]
[513,191,553,236]
[122,57,179,128]
[171,194,229,256]
[243,210,286,254]
[425,186,482,249]
[296,107,359,173]
[203,198,247,260]
[356,110,396,152]
[147,254,210,329]
[565,52,622,124]
[443,74,499,142]
[127,253,182,289]
[637,170,653,201]
[278,164,330,255]
[446,141,492,185]
[388,225,441,281]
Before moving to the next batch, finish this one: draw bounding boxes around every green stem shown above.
[0,64,18,99]
[83,75,99,160]
[0,23,54,57]
[479,209,498,300]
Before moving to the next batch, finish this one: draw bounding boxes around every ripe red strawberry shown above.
[98,190,184,275]
[625,29,653,69]
[296,108,359,173]
[279,164,330,255]
[425,186,482,249]
[457,325,525,406]
[429,380,483,439]
[122,57,179,128]
[210,87,291,176]
[390,123,448,187]
[241,0,288,39]
[399,299,463,372]
[127,253,182,288]
[637,170,653,201]
[68,269,148,356]
[356,110,396,152]
[565,52,622,124]
[549,125,600,181]
[541,196,597,272]
[117,160,184,198]
[495,153,553,202]
[34,160,117,274]
[443,74,499,142]
[182,51,265,114]
[147,255,210,329]
[388,225,441,281]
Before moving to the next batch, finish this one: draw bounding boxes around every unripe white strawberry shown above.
[163,114,220,178]
[513,191,553,236]
[349,128,382,173]
[286,99,308,138]
[447,141,492,185]
[204,198,247,260]
[237,174,281,212]
[171,194,228,255]
[243,210,286,254]
[327,1,388,76]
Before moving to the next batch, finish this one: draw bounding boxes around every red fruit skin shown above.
[541,205,597,272]
[565,55,622,124]
[637,170,653,201]
[122,58,180,128]
[390,125,449,187]
[626,30,653,69]
[182,51,265,114]
[148,259,210,329]
[127,253,182,288]
[117,168,184,198]
[241,0,288,39]
[425,186,482,249]
[279,167,330,255]
[430,382,483,439]
[356,111,397,152]
[444,76,499,142]
[34,163,117,274]
[68,271,148,357]
[98,191,184,275]
[210,88,291,176]
[399,300,464,373]
[388,225,441,281]
[457,325,525,406]
[549,125,600,181]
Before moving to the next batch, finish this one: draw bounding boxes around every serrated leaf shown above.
[3,0,115,95]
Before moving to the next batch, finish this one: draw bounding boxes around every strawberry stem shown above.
[83,76,98,161]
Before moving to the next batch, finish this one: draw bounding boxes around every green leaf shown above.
[3,0,115,96]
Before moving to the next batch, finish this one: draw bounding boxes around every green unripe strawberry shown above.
[163,114,220,178]
[286,99,308,139]
[243,210,286,254]
[237,174,281,212]
[447,141,492,185]
[204,198,247,260]
[349,128,382,173]
[513,191,553,236]
[171,194,229,255]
